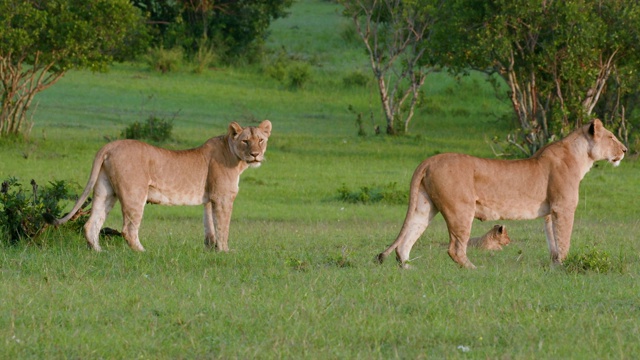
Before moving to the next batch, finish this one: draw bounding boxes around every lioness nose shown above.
[251,151,260,157]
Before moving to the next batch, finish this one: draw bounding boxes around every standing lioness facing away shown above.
[377,119,626,269]
[49,120,272,252]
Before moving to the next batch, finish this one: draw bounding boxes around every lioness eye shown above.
[242,140,249,145]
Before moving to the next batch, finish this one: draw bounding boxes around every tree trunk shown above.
[0,53,65,137]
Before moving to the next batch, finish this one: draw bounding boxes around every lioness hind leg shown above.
[84,175,117,251]
[379,192,438,268]
[119,199,146,252]
[443,213,476,269]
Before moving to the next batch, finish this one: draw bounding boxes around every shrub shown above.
[286,63,311,90]
[343,70,370,87]
[191,39,220,73]
[121,115,173,142]
[337,182,407,205]
[263,50,312,90]
[145,47,184,73]
[0,178,74,244]
[564,247,613,274]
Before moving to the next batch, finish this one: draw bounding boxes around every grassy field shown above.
[2,0,640,358]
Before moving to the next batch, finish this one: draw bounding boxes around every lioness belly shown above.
[475,200,549,221]
[146,187,206,206]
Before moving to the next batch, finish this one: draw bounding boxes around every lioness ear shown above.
[229,122,243,138]
[588,118,603,137]
[259,120,272,138]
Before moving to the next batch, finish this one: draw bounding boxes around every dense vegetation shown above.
[0,1,639,358]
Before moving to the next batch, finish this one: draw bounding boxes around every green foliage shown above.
[337,182,407,205]
[0,0,149,137]
[263,50,312,89]
[340,0,439,134]
[0,178,73,244]
[342,70,370,87]
[286,62,312,90]
[436,0,640,155]
[191,40,220,73]
[132,0,295,63]
[564,247,614,274]
[121,115,174,142]
[0,0,148,71]
[144,46,184,73]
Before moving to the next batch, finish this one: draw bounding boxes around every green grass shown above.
[2,0,640,358]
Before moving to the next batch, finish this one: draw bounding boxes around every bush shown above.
[343,70,370,87]
[191,39,220,73]
[145,47,184,73]
[263,50,312,90]
[0,178,75,244]
[564,247,613,274]
[121,115,174,142]
[337,182,407,205]
[287,63,311,90]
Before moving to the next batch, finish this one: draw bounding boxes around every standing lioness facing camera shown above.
[377,119,626,269]
[49,120,272,252]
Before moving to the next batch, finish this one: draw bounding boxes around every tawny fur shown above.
[50,120,272,252]
[377,119,626,269]
[468,225,510,251]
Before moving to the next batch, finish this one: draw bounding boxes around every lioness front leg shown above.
[203,202,217,249]
[210,196,235,252]
[544,215,559,262]
[547,209,575,264]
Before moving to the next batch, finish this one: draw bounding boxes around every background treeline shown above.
[131,0,294,63]
[2,0,640,155]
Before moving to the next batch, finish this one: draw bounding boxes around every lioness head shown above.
[587,119,627,166]
[228,120,272,167]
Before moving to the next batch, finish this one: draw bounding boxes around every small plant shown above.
[121,115,174,142]
[326,247,354,268]
[287,63,311,90]
[191,39,220,73]
[0,178,75,244]
[564,247,613,274]
[263,50,312,90]
[145,46,184,73]
[343,70,370,87]
[337,182,407,205]
[286,256,310,272]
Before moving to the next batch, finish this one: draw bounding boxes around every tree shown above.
[340,0,441,135]
[133,0,294,62]
[437,0,640,155]
[0,0,148,138]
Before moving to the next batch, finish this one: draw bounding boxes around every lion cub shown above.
[468,225,510,250]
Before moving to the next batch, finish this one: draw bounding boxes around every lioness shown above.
[377,119,626,269]
[468,225,510,250]
[48,120,272,252]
